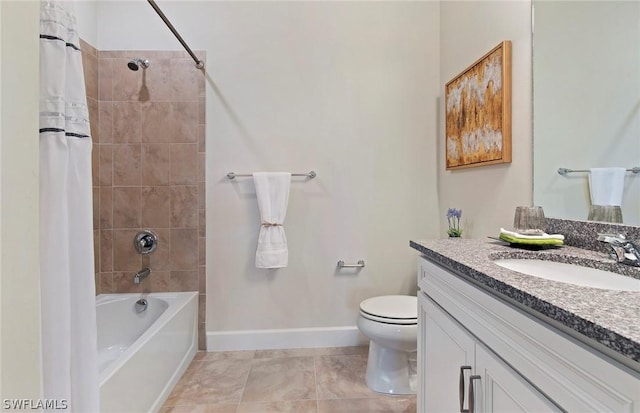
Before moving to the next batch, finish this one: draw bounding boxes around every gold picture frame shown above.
[445,41,512,170]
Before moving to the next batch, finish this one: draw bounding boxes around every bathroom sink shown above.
[493,259,640,291]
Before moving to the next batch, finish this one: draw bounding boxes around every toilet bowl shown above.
[357,295,418,395]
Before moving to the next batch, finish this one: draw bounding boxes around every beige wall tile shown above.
[92,187,100,230]
[99,272,114,294]
[93,230,100,275]
[142,102,173,143]
[113,229,142,271]
[199,237,206,266]
[99,230,113,272]
[170,270,198,292]
[199,266,206,294]
[170,228,198,270]
[91,141,100,185]
[199,209,206,238]
[88,97,99,142]
[113,102,141,143]
[171,59,202,101]
[198,124,205,153]
[145,59,173,101]
[113,187,141,228]
[99,187,113,229]
[98,144,113,186]
[98,101,113,143]
[198,153,205,183]
[173,102,198,143]
[113,144,141,186]
[98,58,113,101]
[171,186,198,228]
[149,270,170,292]
[141,186,172,228]
[170,144,198,185]
[141,143,171,186]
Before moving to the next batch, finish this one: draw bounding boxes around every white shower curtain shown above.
[39,1,99,411]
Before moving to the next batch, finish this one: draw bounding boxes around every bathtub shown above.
[97,292,198,413]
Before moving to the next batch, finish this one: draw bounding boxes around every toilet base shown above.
[364,341,417,395]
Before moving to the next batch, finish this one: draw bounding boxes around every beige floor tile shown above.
[165,359,251,406]
[194,350,256,362]
[312,346,369,357]
[317,396,416,413]
[160,403,238,413]
[254,348,318,359]
[241,357,316,402]
[236,400,318,413]
[314,354,377,400]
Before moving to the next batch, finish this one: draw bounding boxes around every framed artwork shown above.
[445,41,512,169]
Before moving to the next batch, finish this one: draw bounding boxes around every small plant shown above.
[446,208,463,237]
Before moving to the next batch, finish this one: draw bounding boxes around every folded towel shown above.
[253,172,291,268]
[589,167,626,206]
[499,228,564,246]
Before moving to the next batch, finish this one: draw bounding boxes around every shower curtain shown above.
[39,1,99,411]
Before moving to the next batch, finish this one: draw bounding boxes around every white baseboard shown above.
[206,326,368,351]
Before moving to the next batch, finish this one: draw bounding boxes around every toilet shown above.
[357,295,418,395]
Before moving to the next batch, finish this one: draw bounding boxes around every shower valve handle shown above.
[134,230,158,254]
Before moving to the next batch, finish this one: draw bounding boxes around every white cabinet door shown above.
[475,344,562,413]
[419,292,475,413]
[419,292,560,413]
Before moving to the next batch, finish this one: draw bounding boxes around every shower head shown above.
[127,58,150,71]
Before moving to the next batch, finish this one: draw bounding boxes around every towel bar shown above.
[226,171,317,179]
[337,260,365,268]
[558,167,640,175]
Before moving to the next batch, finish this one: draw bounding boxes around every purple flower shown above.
[446,207,463,237]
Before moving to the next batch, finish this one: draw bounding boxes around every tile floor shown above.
[161,346,416,412]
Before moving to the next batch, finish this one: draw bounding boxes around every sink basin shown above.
[493,259,640,291]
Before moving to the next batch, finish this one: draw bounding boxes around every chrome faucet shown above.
[134,267,151,284]
[597,234,640,267]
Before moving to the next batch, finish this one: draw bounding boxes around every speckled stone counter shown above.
[410,238,640,369]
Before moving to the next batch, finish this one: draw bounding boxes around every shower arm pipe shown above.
[146,0,205,69]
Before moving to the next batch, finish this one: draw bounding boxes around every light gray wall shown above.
[439,1,533,238]
[96,2,440,339]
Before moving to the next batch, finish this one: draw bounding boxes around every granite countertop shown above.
[410,238,640,369]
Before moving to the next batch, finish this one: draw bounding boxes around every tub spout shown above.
[134,267,151,284]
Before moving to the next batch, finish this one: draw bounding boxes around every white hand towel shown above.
[253,172,291,268]
[588,167,626,206]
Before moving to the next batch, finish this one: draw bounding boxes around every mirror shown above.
[532,1,640,226]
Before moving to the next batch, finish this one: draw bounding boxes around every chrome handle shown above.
[468,375,481,413]
[337,260,365,268]
[134,230,158,254]
[459,366,472,413]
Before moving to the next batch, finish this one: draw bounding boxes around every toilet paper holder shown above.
[337,260,365,268]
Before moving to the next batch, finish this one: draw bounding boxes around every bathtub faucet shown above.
[134,267,151,284]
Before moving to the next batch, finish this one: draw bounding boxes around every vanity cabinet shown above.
[417,256,640,413]
[420,293,560,412]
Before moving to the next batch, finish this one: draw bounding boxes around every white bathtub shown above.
[97,292,198,413]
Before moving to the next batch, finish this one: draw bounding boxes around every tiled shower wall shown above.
[81,41,207,349]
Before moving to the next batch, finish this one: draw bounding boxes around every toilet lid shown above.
[360,295,417,321]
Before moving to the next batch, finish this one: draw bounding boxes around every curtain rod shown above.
[147,0,205,69]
